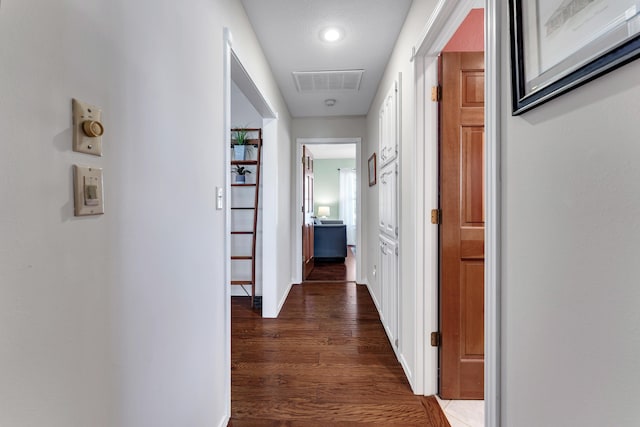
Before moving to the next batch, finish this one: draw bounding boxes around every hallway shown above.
[305,246,356,282]
[229,282,450,426]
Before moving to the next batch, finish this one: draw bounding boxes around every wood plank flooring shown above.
[305,246,356,282]
[229,282,450,426]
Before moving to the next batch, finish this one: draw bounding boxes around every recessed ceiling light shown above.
[320,27,344,43]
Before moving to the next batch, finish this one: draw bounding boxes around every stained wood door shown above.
[302,146,315,280]
[439,52,485,400]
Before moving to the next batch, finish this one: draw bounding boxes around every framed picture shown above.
[368,153,377,187]
[510,0,640,114]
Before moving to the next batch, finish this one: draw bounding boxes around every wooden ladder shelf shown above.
[230,128,262,308]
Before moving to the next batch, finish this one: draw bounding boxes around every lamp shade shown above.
[317,206,330,218]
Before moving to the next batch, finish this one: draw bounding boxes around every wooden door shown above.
[439,52,485,399]
[302,146,315,280]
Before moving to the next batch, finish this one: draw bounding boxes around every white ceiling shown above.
[240,0,413,118]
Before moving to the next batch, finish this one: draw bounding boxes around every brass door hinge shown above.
[431,209,441,225]
[431,85,442,102]
[431,331,441,347]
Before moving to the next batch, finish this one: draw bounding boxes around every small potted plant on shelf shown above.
[231,127,250,160]
[232,165,252,183]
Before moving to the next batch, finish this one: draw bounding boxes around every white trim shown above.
[260,119,279,318]
[412,0,479,397]
[294,138,363,284]
[276,282,295,315]
[412,0,482,60]
[412,2,501,425]
[225,39,281,321]
[230,50,278,120]
[485,1,502,425]
[222,26,232,426]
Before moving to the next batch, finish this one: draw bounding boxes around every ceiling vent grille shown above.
[293,70,364,92]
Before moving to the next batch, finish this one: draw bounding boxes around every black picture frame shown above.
[510,0,640,115]
[368,153,377,187]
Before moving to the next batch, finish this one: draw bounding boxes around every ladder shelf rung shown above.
[231,160,258,165]
[230,141,260,146]
[231,280,254,285]
[231,255,253,260]
[231,231,254,235]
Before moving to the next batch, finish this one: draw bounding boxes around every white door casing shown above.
[412,1,500,425]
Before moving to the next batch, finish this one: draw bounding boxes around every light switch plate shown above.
[72,98,103,156]
[73,165,104,216]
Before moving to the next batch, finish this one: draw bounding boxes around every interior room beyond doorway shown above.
[296,140,361,284]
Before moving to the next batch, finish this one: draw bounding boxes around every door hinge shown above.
[430,331,441,347]
[431,209,441,224]
[431,85,442,102]
[395,338,399,348]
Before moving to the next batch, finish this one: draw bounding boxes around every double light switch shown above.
[72,98,105,216]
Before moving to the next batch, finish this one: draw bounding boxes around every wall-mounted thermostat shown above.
[73,165,104,216]
[72,98,104,156]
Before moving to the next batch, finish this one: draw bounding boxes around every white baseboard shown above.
[398,352,416,392]
[268,281,294,318]
[217,415,229,427]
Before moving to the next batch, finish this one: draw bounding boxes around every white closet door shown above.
[378,162,397,238]
[379,234,398,350]
[379,79,398,168]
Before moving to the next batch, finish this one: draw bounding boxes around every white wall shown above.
[365,0,439,391]
[292,116,367,139]
[0,0,290,425]
[499,4,640,426]
[231,81,263,128]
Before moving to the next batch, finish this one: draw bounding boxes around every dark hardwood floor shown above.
[305,246,356,282]
[229,282,450,426]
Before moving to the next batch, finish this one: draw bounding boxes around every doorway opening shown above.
[412,0,500,425]
[438,11,485,402]
[227,48,278,314]
[304,143,357,282]
[295,138,363,284]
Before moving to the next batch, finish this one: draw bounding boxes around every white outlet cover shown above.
[73,165,104,216]
[72,98,103,156]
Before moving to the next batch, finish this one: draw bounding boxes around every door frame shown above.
[412,1,501,425]
[294,138,363,284]
[226,45,279,316]
[223,27,280,419]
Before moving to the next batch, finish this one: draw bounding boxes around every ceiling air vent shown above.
[293,70,364,92]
